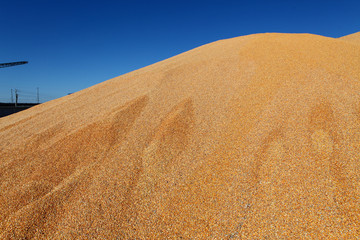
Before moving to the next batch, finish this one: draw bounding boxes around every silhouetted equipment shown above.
[0,61,37,117]
[0,61,28,68]
[0,102,39,118]
[15,89,18,107]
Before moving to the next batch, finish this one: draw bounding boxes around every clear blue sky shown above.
[1,0,359,103]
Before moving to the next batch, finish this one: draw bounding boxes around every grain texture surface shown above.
[340,31,360,45]
[1,32,360,239]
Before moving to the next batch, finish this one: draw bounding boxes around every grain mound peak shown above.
[1,32,360,239]
[339,31,360,45]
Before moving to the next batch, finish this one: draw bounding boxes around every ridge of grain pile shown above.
[339,31,360,45]
[1,32,360,239]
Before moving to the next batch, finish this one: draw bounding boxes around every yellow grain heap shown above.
[340,31,360,45]
[0,32,359,239]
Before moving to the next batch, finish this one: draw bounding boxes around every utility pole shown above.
[15,89,18,107]
[11,89,14,103]
[37,87,39,104]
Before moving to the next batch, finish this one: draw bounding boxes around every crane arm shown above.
[0,61,28,68]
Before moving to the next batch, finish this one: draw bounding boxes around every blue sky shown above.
[1,0,359,103]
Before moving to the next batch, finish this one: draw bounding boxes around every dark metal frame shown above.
[0,61,28,68]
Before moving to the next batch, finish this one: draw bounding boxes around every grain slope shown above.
[1,33,360,239]
[339,31,360,45]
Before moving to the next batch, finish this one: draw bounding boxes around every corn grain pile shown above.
[0,32,360,239]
